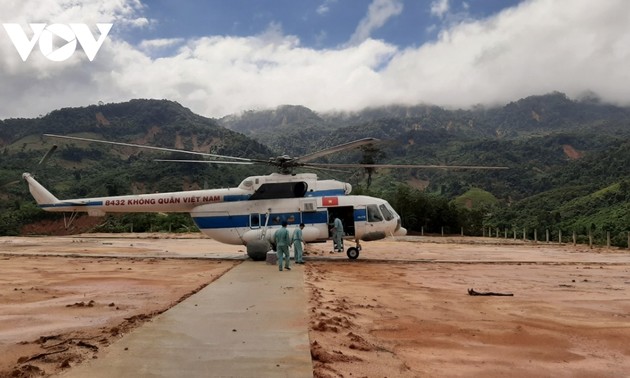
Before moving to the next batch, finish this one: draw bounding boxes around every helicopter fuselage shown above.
[22,172,405,250]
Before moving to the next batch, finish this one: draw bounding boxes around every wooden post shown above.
[588,229,593,249]
[545,229,549,242]
[523,228,526,241]
[504,228,508,238]
[513,229,516,240]
[441,226,444,237]
[461,227,464,236]
[558,230,562,244]
[573,231,576,245]
[534,229,538,243]
[496,227,499,238]
[421,226,424,236]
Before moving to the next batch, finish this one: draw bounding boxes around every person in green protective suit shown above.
[274,221,291,271]
[292,223,305,264]
[333,217,344,253]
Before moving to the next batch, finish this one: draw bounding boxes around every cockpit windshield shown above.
[367,204,383,222]
[379,204,394,221]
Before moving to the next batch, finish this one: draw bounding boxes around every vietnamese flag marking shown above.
[323,196,338,206]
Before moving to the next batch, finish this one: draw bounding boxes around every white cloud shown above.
[378,0,630,108]
[1,0,630,121]
[0,0,147,117]
[316,0,337,16]
[347,0,404,46]
[0,0,145,26]
[139,37,185,51]
[430,0,450,19]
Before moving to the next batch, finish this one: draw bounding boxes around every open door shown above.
[327,206,355,237]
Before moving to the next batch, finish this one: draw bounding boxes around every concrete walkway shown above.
[60,261,313,378]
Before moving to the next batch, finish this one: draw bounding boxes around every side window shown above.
[250,213,260,228]
[367,204,383,222]
[379,204,394,221]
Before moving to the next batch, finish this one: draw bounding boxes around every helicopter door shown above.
[327,206,355,237]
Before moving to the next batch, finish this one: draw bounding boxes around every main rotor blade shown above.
[154,159,255,165]
[44,134,254,162]
[305,163,509,170]
[297,137,379,163]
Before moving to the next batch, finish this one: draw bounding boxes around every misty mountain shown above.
[1,95,628,243]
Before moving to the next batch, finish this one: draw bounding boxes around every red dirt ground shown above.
[1,234,629,377]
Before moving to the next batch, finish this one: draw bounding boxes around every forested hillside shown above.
[0,99,272,235]
[219,92,630,246]
[1,94,629,246]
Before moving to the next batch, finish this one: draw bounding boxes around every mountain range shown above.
[1,93,628,245]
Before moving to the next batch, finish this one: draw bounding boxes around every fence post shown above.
[589,229,593,249]
[523,228,526,241]
[504,228,508,238]
[534,229,538,243]
[546,229,549,243]
[461,227,464,236]
[441,226,444,237]
[421,226,424,236]
[513,229,516,240]
[573,231,576,245]
[558,229,562,244]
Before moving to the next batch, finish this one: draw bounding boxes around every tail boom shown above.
[22,172,249,214]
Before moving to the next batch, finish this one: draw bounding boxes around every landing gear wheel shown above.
[247,240,271,261]
[346,247,359,260]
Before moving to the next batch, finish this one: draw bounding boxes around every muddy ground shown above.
[1,233,629,377]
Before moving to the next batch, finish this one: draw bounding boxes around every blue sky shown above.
[1,0,629,120]
[133,0,522,50]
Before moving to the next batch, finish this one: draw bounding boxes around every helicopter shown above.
[23,134,507,260]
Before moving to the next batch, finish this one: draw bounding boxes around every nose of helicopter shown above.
[394,227,407,236]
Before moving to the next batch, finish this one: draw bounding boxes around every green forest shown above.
[1,94,629,247]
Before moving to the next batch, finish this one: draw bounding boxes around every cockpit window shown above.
[379,204,394,221]
[367,204,383,222]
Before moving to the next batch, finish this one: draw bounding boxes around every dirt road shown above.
[1,234,629,377]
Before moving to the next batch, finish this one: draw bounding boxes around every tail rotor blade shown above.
[38,145,58,165]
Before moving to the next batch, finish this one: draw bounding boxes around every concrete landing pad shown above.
[60,261,313,378]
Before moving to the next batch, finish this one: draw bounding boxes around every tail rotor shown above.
[37,144,58,166]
